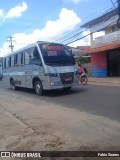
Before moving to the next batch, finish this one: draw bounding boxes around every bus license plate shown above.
[65,77,72,81]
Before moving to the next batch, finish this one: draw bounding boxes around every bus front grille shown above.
[59,72,74,85]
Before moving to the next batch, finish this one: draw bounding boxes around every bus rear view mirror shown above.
[69,49,75,56]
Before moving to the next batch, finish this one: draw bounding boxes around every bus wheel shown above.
[34,81,43,96]
[11,79,16,90]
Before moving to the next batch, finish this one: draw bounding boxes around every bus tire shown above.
[11,79,16,90]
[34,80,44,96]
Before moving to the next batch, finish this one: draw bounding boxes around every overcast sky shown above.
[0,0,115,56]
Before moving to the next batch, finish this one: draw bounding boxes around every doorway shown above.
[107,50,120,76]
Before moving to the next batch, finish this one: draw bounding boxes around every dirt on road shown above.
[0,81,120,160]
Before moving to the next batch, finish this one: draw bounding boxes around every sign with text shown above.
[0,151,120,158]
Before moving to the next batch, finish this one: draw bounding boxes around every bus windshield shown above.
[38,43,75,66]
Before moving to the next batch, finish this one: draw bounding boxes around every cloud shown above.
[0,8,81,56]
[5,2,28,18]
[68,30,90,47]
[69,30,105,47]
[0,9,4,17]
[68,39,90,47]
[0,1,28,20]
[64,0,87,4]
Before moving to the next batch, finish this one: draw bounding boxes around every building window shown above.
[30,47,42,66]
[24,50,30,65]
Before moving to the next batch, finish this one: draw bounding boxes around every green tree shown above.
[76,57,91,65]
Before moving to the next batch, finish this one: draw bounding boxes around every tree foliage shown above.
[75,57,91,65]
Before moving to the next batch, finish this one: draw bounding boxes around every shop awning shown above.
[83,41,120,54]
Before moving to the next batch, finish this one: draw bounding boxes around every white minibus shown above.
[3,41,79,95]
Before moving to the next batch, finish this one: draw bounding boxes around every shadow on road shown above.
[2,83,120,122]
[7,86,87,97]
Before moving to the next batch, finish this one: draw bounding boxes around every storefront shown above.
[84,42,120,77]
[107,50,120,76]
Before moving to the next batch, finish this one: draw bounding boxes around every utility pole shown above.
[117,0,120,16]
[7,36,15,52]
[117,0,120,27]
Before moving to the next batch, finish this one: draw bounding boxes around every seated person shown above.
[78,64,84,75]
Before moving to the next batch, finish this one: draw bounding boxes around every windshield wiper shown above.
[51,59,68,62]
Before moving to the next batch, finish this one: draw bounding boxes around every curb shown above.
[88,80,120,85]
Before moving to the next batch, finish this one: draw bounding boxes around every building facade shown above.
[82,9,120,77]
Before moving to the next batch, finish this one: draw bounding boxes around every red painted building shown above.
[82,9,120,77]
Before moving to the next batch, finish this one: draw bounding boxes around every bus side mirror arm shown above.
[69,49,75,56]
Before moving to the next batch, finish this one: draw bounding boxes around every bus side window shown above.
[24,50,30,65]
[33,47,40,59]
[18,52,23,66]
[8,56,11,67]
[21,52,24,65]
[11,55,14,67]
[2,59,3,68]
[14,54,18,66]
[6,57,9,68]
[4,58,6,68]
[30,47,42,66]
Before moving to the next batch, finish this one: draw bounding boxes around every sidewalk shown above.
[88,77,120,86]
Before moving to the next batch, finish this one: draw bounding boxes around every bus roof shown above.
[3,41,65,58]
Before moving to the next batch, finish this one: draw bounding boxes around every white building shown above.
[81,9,120,77]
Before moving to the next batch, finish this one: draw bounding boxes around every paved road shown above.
[0,80,120,160]
[1,80,120,122]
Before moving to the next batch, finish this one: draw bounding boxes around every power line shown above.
[59,28,88,44]
[55,25,81,42]
[5,3,117,50]
[55,6,115,44]
[81,5,114,24]
[117,0,120,15]
[18,3,115,42]
[65,20,117,45]
[55,27,83,43]
[59,6,118,45]
[116,0,120,27]
[110,0,117,8]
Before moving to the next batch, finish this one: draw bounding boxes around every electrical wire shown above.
[55,6,116,44]
[10,2,118,47]
[55,25,81,42]
[58,28,88,44]
[17,3,117,45]
[110,0,117,9]
[59,6,118,45]
[65,20,117,45]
